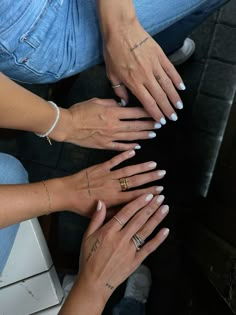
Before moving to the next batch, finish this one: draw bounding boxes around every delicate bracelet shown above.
[35,101,60,145]
[41,181,52,214]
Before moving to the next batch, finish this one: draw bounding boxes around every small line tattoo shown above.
[106,283,114,290]
[86,239,100,262]
[86,169,91,196]
[130,37,150,52]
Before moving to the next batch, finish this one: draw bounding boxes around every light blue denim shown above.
[0,0,225,84]
[0,153,29,273]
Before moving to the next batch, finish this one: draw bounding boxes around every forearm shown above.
[0,73,71,142]
[59,275,108,315]
[96,0,137,39]
[0,178,68,228]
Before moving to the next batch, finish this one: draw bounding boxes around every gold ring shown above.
[119,178,129,191]
[113,216,124,227]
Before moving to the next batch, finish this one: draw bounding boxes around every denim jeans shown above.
[0,153,28,273]
[0,0,226,84]
[112,297,145,315]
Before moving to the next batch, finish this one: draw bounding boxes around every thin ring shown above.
[113,215,125,227]
[119,178,129,191]
[111,82,124,89]
[132,233,145,251]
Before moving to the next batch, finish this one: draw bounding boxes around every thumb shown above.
[85,200,106,237]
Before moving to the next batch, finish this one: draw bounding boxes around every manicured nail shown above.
[157,170,166,177]
[154,122,162,129]
[156,186,164,192]
[179,82,186,90]
[170,113,178,121]
[128,150,135,156]
[97,200,102,211]
[119,98,127,106]
[148,162,157,168]
[163,228,170,236]
[161,205,169,215]
[160,117,166,125]
[156,195,165,204]
[149,132,156,138]
[176,101,183,110]
[145,194,153,202]
[135,145,141,150]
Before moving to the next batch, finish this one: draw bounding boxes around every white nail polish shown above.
[120,98,127,106]
[154,122,162,129]
[176,101,183,110]
[163,228,170,236]
[170,113,178,121]
[135,145,141,150]
[179,82,186,90]
[158,170,166,177]
[161,205,169,214]
[156,195,165,204]
[148,162,157,168]
[156,186,164,192]
[145,194,153,202]
[97,200,102,211]
[160,117,166,125]
[128,150,135,156]
[149,132,156,138]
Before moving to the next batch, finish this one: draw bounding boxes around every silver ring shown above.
[132,233,144,251]
[113,215,124,227]
[111,82,124,89]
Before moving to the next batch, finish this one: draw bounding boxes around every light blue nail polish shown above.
[149,132,156,138]
[176,101,183,109]
[135,145,141,150]
[170,113,178,121]
[120,98,127,106]
[160,117,166,125]
[179,82,186,90]
[154,122,162,129]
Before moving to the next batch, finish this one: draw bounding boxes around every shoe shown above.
[124,265,152,303]
[168,38,196,66]
[62,274,77,297]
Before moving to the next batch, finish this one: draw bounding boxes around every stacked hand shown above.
[63,150,166,217]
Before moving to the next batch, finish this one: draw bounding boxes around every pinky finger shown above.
[109,142,142,152]
[137,228,170,260]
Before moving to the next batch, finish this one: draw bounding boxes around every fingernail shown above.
[149,132,156,138]
[135,145,141,150]
[119,98,127,106]
[170,113,178,121]
[163,228,170,236]
[176,101,183,110]
[148,162,157,168]
[128,150,135,156]
[161,205,169,214]
[160,117,166,125]
[179,82,186,90]
[97,200,102,211]
[156,186,164,192]
[145,194,153,202]
[157,170,166,177]
[154,122,162,129]
[156,195,165,204]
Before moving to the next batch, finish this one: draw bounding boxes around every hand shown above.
[57,98,160,151]
[63,150,166,217]
[103,19,185,123]
[78,194,169,303]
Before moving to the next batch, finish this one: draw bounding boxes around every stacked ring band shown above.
[113,215,124,227]
[119,178,129,191]
[111,82,124,89]
[132,233,145,251]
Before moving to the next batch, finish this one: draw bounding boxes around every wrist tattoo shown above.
[85,170,91,197]
[106,283,114,290]
[130,37,150,52]
[86,239,100,262]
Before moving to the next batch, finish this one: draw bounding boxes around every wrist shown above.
[49,107,72,143]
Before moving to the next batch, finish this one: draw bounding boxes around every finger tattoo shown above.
[86,169,91,197]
